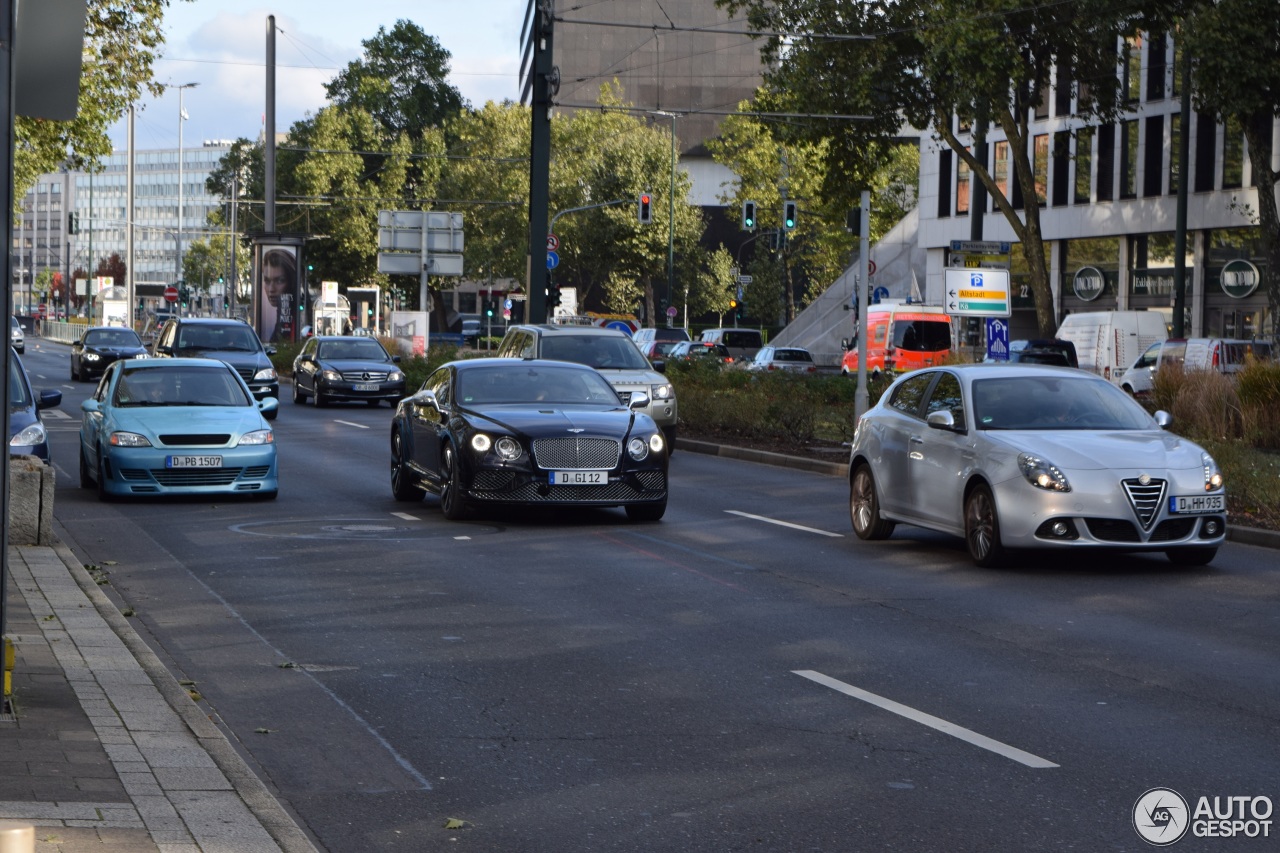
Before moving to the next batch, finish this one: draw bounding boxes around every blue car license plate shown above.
[167,455,222,468]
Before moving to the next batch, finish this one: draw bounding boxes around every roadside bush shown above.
[1234,359,1280,449]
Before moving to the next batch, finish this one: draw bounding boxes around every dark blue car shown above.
[8,347,62,463]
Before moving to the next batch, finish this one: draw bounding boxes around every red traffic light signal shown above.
[638,193,652,224]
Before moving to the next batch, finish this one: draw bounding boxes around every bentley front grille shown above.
[532,437,621,470]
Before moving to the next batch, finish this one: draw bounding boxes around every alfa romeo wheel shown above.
[850,464,895,540]
[964,484,1005,567]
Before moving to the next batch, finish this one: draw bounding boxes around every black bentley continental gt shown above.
[71,326,148,381]
[390,358,668,521]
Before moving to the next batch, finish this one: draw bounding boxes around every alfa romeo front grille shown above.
[532,437,620,470]
[1122,478,1167,530]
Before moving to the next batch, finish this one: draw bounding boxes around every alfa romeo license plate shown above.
[550,471,606,485]
[1170,494,1224,514]
[167,455,222,468]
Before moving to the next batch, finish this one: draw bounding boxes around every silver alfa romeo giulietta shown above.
[848,363,1226,567]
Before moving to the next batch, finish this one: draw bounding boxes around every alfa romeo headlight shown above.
[1017,452,1070,492]
[1202,451,1224,491]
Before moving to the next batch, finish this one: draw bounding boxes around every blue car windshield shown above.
[972,375,1154,430]
[115,367,252,407]
[458,365,621,406]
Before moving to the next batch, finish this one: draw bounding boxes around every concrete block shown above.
[8,456,55,546]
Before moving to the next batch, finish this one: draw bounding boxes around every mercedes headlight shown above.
[320,369,342,383]
[255,367,279,382]
[389,370,405,382]
[10,422,47,447]
[238,429,274,446]
[1017,452,1070,492]
[109,431,152,447]
[1202,451,1224,491]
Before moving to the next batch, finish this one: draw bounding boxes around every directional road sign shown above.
[944,268,1011,317]
[547,234,559,251]
[986,317,1011,361]
[547,250,560,270]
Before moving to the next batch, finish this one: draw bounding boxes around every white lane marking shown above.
[725,510,843,538]
[793,670,1059,769]
[334,419,369,429]
[454,536,471,540]
[39,409,73,420]
[391,512,419,521]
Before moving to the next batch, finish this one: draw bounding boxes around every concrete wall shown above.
[9,455,55,546]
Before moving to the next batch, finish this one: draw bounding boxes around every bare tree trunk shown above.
[1244,115,1280,341]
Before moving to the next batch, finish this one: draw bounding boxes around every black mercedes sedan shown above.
[390,358,668,521]
[71,326,148,381]
[292,335,406,407]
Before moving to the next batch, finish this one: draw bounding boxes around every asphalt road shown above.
[20,339,1280,852]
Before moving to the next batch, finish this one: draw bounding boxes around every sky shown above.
[111,0,529,151]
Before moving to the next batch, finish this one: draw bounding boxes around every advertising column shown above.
[251,235,305,344]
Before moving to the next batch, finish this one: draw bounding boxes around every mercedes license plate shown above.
[167,455,222,468]
[1170,494,1224,514]
[354,383,380,392]
[550,471,606,485]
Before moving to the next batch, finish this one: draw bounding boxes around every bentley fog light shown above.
[495,436,522,460]
[471,433,492,453]
[1202,452,1224,491]
[627,437,650,460]
[1017,452,1071,492]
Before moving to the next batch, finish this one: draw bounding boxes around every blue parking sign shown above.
[985,317,1010,361]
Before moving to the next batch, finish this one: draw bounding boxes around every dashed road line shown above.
[793,670,1059,769]
[334,419,369,429]
[725,510,843,537]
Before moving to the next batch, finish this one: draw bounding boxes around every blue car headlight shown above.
[238,429,274,446]
[10,422,47,447]
[1202,451,1224,491]
[109,431,152,448]
[1017,452,1070,492]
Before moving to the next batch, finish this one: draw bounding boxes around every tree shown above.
[95,252,126,284]
[1181,0,1280,338]
[15,0,174,198]
[718,0,1192,337]
[205,138,265,233]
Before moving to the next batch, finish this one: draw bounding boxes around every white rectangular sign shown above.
[944,268,1011,317]
[377,210,462,231]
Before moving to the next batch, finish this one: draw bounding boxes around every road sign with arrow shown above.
[944,268,1011,317]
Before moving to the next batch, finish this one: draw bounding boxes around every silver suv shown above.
[495,324,678,447]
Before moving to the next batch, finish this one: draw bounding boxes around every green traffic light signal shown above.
[783,201,797,230]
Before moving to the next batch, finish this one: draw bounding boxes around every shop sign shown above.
[1072,266,1106,302]
[1220,259,1259,299]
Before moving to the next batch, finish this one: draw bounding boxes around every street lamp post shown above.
[652,110,678,326]
[175,82,199,305]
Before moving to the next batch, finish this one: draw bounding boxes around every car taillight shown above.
[767,364,776,370]
[1212,345,1219,368]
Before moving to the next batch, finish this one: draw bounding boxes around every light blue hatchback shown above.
[79,357,278,500]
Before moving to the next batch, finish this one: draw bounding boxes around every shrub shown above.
[1234,359,1280,449]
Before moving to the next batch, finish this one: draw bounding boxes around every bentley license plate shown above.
[1170,494,1224,514]
[550,471,606,485]
[167,455,222,468]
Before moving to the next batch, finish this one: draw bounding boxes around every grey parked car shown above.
[848,364,1226,567]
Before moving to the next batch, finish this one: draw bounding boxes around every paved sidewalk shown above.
[2,543,316,853]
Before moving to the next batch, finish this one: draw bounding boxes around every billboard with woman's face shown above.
[256,244,298,343]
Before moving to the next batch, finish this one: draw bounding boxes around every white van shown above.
[699,328,764,362]
[1054,310,1168,383]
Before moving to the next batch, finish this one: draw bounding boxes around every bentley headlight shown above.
[109,431,152,447]
[238,429,274,446]
[255,367,279,381]
[471,433,492,453]
[627,436,650,461]
[11,422,47,447]
[649,433,664,454]
[650,383,673,401]
[1202,451,1224,491]
[1017,452,1071,492]
[495,436,522,461]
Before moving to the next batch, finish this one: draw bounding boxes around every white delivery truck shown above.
[1054,310,1168,384]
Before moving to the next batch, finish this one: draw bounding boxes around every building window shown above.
[1034,134,1049,203]
[1097,124,1116,201]
[1194,112,1216,192]
[956,151,971,214]
[1052,131,1071,206]
[1146,32,1166,101]
[1169,113,1182,194]
[1033,85,1049,121]
[1125,35,1142,104]
[1054,61,1073,117]
[1143,115,1164,197]
[994,140,1009,200]
[938,148,953,218]
[1222,115,1244,189]
[1121,120,1139,198]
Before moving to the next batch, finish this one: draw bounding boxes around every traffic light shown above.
[68,212,79,234]
[783,200,797,230]
[741,200,757,230]
[638,193,652,224]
